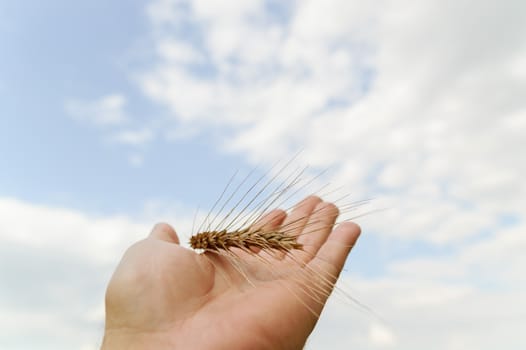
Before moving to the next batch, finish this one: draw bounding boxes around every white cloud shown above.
[368,322,397,347]
[65,94,128,126]
[320,280,526,350]
[132,0,526,348]
[2,190,525,349]
[112,128,154,146]
[157,38,205,64]
[0,197,148,264]
[11,0,522,349]
[309,223,526,349]
[0,196,203,349]
[65,96,157,161]
[0,198,144,349]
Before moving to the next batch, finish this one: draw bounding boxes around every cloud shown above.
[2,184,525,349]
[0,197,148,264]
[138,0,526,245]
[112,128,154,146]
[0,197,147,349]
[64,95,156,164]
[308,220,526,349]
[2,197,235,347]
[131,0,526,348]
[10,0,522,349]
[64,94,128,126]
[156,38,205,64]
[368,322,397,347]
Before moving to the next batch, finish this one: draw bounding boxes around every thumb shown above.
[149,222,180,244]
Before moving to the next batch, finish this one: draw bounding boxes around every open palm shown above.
[102,196,360,350]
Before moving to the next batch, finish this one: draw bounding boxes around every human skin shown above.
[101,196,361,350]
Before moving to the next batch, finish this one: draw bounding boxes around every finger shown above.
[274,196,321,260]
[295,201,339,263]
[248,209,287,255]
[250,208,287,232]
[309,222,361,279]
[149,222,180,244]
[280,196,322,237]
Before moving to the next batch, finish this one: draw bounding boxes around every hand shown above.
[101,196,361,350]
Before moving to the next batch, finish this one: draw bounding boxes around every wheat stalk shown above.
[186,159,378,319]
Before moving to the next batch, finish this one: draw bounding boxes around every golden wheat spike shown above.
[184,156,381,323]
[190,228,303,252]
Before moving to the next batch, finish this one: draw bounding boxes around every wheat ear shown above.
[186,159,378,319]
[190,227,302,252]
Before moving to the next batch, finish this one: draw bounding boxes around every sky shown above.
[1,0,525,349]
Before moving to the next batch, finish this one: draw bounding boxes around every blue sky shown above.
[1,0,526,349]
[0,0,252,215]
